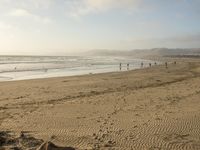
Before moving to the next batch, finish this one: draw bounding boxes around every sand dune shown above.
[1,61,200,149]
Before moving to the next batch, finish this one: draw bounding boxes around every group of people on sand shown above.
[119,61,177,71]
[119,63,129,71]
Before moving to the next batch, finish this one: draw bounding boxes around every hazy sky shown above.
[0,0,200,55]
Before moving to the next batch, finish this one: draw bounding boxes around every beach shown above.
[1,60,200,149]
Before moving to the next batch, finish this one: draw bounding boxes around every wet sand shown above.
[1,61,200,149]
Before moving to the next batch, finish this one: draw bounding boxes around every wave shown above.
[0,55,156,81]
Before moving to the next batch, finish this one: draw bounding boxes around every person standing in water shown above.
[141,62,143,68]
[127,63,129,71]
[119,63,122,71]
[165,62,168,68]
[149,63,151,67]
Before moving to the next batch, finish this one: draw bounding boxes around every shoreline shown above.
[0,64,153,83]
[0,55,157,82]
[0,62,165,83]
[1,60,200,149]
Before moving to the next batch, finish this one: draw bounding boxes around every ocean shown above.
[0,55,155,81]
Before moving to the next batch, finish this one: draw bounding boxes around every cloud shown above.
[9,8,32,17]
[67,0,141,18]
[27,0,54,9]
[8,8,52,24]
[86,0,136,10]
[0,0,54,9]
[1,0,141,20]
[0,0,53,24]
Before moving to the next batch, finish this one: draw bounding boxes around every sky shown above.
[0,0,200,55]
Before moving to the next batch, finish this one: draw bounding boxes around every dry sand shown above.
[0,61,200,149]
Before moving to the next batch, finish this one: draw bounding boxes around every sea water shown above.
[0,55,155,81]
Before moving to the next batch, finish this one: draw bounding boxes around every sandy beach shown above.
[1,60,200,149]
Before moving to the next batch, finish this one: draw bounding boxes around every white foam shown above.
[0,56,156,81]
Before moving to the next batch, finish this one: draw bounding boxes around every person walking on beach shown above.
[127,63,129,71]
[141,62,143,68]
[165,62,168,68]
[119,63,122,71]
[149,63,151,67]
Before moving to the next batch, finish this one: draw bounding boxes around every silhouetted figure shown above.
[154,62,157,65]
[119,63,122,71]
[127,63,129,70]
[20,131,24,138]
[165,62,168,68]
[174,61,176,65]
[149,63,151,67]
[141,62,143,68]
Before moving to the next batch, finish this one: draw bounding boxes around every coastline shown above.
[1,60,200,149]
[0,56,156,82]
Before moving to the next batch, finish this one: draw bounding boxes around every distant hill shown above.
[86,48,200,58]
